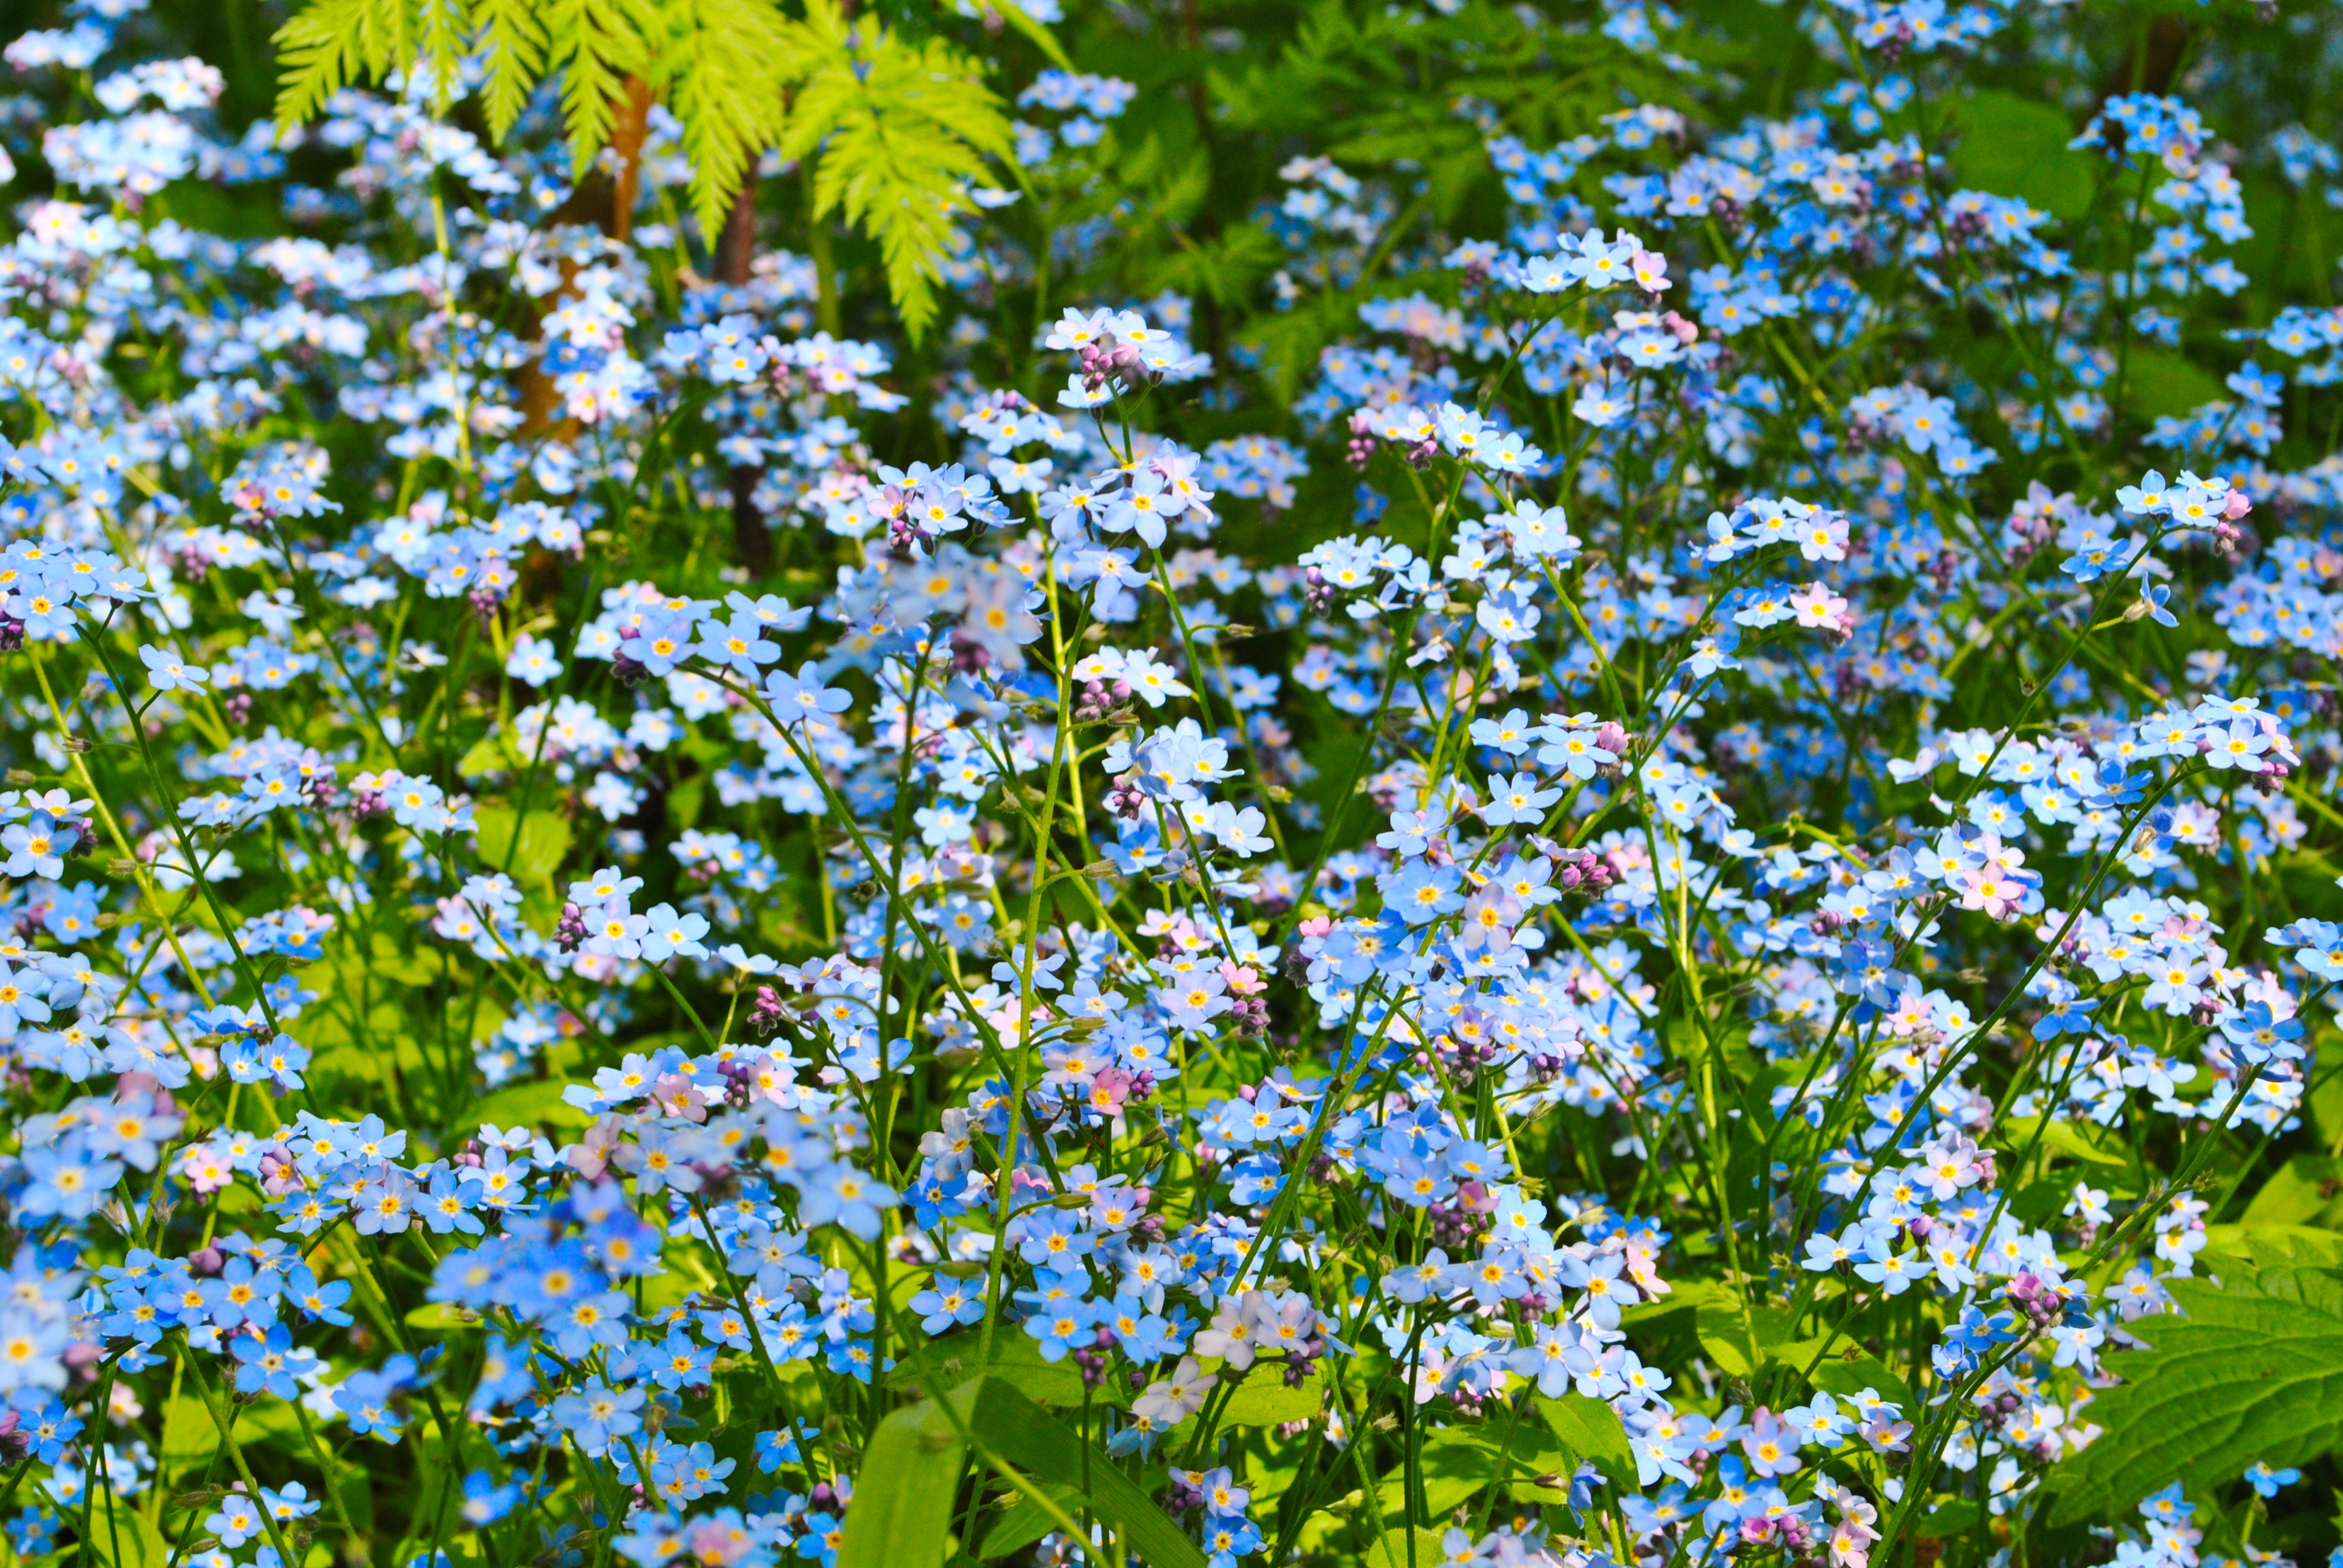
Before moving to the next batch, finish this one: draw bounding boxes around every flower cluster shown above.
[0,2,2338,1568]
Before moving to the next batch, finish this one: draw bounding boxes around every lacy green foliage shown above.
[272,0,1018,335]
[1208,0,1668,393]
[779,0,1017,342]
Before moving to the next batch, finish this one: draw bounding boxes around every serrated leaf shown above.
[2201,1222,2343,1269]
[543,0,657,174]
[473,0,549,142]
[782,1,1010,341]
[654,0,801,239]
[2043,1266,2343,1525]
[416,0,469,112]
[989,0,1072,70]
[273,0,411,129]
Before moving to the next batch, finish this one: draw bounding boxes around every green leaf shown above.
[542,0,658,174]
[782,0,1012,341]
[2200,1223,2343,1270]
[473,1076,595,1132]
[160,1393,301,1474]
[84,1501,169,1568]
[2123,349,2227,424]
[2043,1266,2343,1525]
[474,805,572,885]
[1696,1296,1795,1378]
[654,0,801,239]
[272,0,413,128]
[1365,1528,1455,1568]
[2240,1155,2343,1230]
[407,1301,478,1330]
[969,1378,1199,1568]
[988,0,1072,70]
[457,731,519,780]
[1218,1365,1324,1426]
[1947,89,2096,222]
[1537,1392,1634,1479]
[1917,1498,1985,1540]
[473,0,549,142]
[888,1328,1101,1408]
[974,1481,1082,1560]
[843,1375,1204,1568]
[837,1395,968,1568]
[1806,1347,1908,1403]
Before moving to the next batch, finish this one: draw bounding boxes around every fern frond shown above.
[986,0,1072,71]
[783,14,1011,340]
[274,0,413,129]
[542,0,657,175]
[653,0,801,240]
[472,0,548,143]
[416,0,470,115]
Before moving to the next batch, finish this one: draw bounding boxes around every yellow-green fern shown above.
[271,0,1031,339]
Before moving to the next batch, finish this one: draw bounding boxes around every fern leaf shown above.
[542,0,657,175]
[473,0,548,143]
[416,0,470,114]
[272,0,385,128]
[987,0,1072,71]
[782,13,1011,340]
[361,0,419,93]
[653,0,801,240]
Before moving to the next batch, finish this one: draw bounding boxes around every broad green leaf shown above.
[1374,1420,1570,1520]
[407,1301,477,1330]
[1947,89,2095,221]
[84,1500,169,1568]
[1537,1391,1634,1479]
[2122,350,2227,424]
[1218,1365,1323,1426]
[2240,1155,2343,1230]
[1696,1296,1795,1378]
[975,1481,1082,1560]
[962,1378,1203,1568]
[1806,1347,1908,1404]
[836,1395,968,1568]
[2200,1223,2343,1270]
[1918,1498,1984,1539]
[160,1393,301,1473]
[474,805,572,884]
[2043,1266,2343,1525]
[1366,1527,1456,1568]
[847,1376,1202,1568]
[457,733,518,780]
[890,1328,1099,1407]
[474,1077,595,1133]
